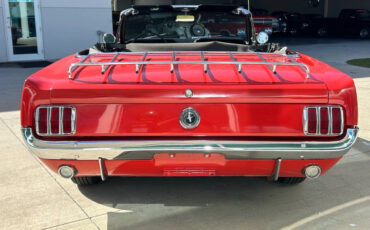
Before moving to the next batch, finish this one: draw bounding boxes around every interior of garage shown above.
[111,0,370,39]
[112,0,370,17]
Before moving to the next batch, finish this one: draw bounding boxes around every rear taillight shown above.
[303,106,344,136]
[35,106,76,136]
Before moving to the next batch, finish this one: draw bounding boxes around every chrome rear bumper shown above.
[22,127,359,160]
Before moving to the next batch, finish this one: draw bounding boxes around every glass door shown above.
[3,0,44,61]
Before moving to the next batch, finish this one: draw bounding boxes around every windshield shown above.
[124,11,247,43]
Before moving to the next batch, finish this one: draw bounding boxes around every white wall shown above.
[40,0,112,60]
[0,5,8,62]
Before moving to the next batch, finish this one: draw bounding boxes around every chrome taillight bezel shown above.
[35,105,76,136]
[303,106,344,136]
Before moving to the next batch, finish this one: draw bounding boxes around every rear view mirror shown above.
[256,32,269,44]
[176,15,195,22]
[103,33,116,44]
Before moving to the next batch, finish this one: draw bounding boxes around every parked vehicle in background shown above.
[21,5,359,186]
[302,14,324,35]
[316,9,370,38]
[113,7,279,37]
[271,11,320,36]
[251,8,283,34]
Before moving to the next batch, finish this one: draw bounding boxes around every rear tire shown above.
[277,177,306,185]
[289,28,298,37]
[317,27,328,37]
[359,28,369,39]
[71,176,102,186]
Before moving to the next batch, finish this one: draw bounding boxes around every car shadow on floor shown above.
[78,138,370,230]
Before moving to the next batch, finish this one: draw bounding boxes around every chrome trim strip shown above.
[35,107,40,135]
[59,107,64,135]
[68,51,310,80]
[328,107,333,134]
[22,127,359,161]
[316,107,320,135]
[171,5,200,9]
[340,108,345,135]
[98,157,106,181]
[303,107,309,135]
[47,107,51,135]
[272,158,282,181]
[71,107,77,135]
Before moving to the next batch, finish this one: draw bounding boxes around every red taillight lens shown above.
[37,108,48,134]
[320,107,329,135]
[63,108,72,134]
[50,108,60,134]
[332,108,342,134]
[307,108,317,134]
[35,106,75,136]
[304,106,343,136]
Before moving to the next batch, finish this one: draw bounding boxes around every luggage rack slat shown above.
[256,52,277,75]
[136,51,148,73]
[102,53,119,74]
[171,51,175,73]
[228,52,242,73]
[69,54,91,80]
[287,55,310,79]
[68,51,310,80]
[200,51,207,73]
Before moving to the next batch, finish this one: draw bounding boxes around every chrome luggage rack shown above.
[68,51,310,80]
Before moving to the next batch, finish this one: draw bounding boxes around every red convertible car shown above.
[21,5,358,186]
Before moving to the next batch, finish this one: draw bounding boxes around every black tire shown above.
[317,27,328,37]
[71,176,102,186]
[359,28,369,39]
[277,177,306,185]
[289,28,299,37]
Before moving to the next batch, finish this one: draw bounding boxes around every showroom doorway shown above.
[2,0,44,61]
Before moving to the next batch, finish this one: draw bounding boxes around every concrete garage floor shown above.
[0,38,369,230]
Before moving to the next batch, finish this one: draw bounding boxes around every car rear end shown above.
[20,51,358,184]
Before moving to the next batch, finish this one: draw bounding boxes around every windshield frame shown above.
[116,5,254,45]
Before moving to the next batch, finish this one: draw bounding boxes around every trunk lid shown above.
[49,51,328,137]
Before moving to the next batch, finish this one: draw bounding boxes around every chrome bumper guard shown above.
[22,127,359,160]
